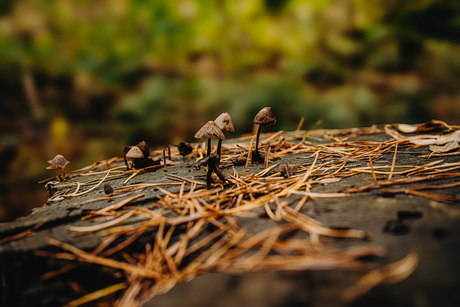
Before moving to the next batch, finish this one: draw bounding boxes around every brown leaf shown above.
[429,141,460,153]
[396,119,457,133]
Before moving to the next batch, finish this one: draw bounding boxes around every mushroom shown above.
[124,141,158,170]
[125,146,144,169]
[214,112,235,162]
[136,141,150,158]
[46,154,70,180]
[194,121,225,157]
[126,146,144,159]
[253,107,276,163]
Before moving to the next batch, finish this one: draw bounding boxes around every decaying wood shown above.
[1,120,460,307]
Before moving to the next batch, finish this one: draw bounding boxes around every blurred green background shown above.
[1,0,460,222]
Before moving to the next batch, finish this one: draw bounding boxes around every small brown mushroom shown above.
[194,121,225,157]
[46,154,70,180]
[136,141,150,158]
[126,146,144,159]
[125,146,143,170]
[124,142,158,170]
[253,107,276,163]
[214,112,235,162]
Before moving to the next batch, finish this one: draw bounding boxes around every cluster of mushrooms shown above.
[192,107,276,188]
[46,107,277,189]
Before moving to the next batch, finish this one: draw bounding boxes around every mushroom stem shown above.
[204,155,225,189]
[206,165,213,189]
[207,138,212,157]
[124,155,129,170]
[61,166,66,181]
[217,139,223,163]
[255,125,262,154]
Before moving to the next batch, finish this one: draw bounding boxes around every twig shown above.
[68,211,136,233]
[93,194,145,214]
[243,139,253,177]
[296,117,305,131]
[264,146,270,169]
[367,145,377,181]
[388,142,398,180]
[65,170,112,198]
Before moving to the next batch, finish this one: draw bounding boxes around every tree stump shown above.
[1,123,459,307]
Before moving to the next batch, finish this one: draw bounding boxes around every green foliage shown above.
[1,0,460,188]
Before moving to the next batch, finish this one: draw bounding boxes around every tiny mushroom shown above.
[124,141,157,170]
[194,121,225,157]
[253,107,276,162]
[46,154,70,180]
[136,141,150,158]
[126,146,144,160]
[214,112,235,162]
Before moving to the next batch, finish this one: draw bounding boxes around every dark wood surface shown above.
[1,128,459,307]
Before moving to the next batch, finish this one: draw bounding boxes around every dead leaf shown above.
[396,119,457,133]
[396,124,418,133]
[429,141,460,153]
[411,130,460,146]
[386,127,460,146]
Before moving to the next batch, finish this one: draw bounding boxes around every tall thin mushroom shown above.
[194,121,225,157]
[253,107,276,162]
[214,112,234,162]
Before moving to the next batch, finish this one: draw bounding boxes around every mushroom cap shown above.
[214,112,235,133]
[194,121,226,140]
[136,141,150,158]
[253,107,276,126]
[125,146,144,159]
[46,154,69,170]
